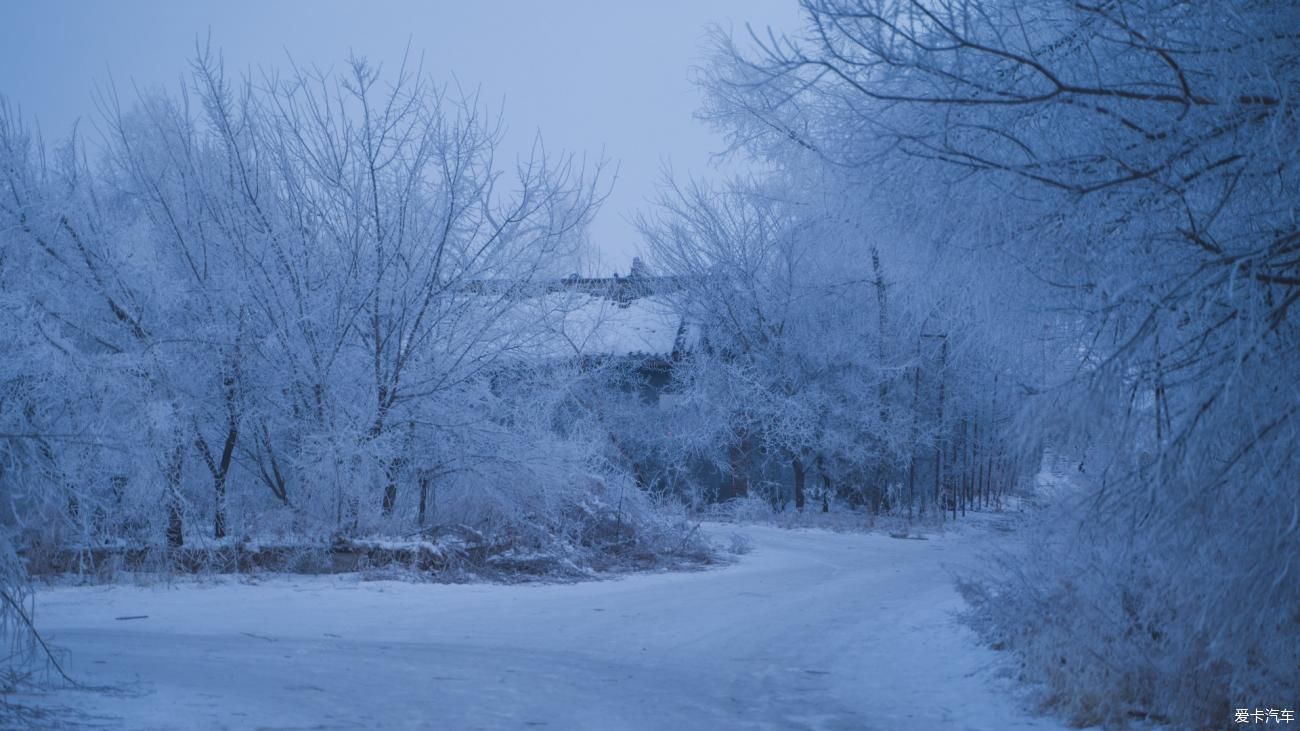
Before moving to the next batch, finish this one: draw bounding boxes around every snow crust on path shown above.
[27,524,1074,730]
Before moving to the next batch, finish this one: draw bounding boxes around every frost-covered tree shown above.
[640,175,883,509]
[0,43,707,592]
[639,166,1026,517]
[702,0,1300,726]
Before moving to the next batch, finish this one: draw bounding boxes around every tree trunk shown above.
[254,422,289,505]
[869,246,892,516]
[977,423,984,511]
[905,345,922,521]
[932,336,948,520]
[951,430,959,521]
[871,246,890,421]
[381,457,402,515]
[960,418,970,517]
[792,456,806,511]
[165,444,185,549]
[382,483,398,514]
[417,472,432,526]
[215,425,236,539]
[726,431,750,500]
[213,473,228,539]
[195,422,238,539]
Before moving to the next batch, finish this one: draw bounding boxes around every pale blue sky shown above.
[0,0,801,273]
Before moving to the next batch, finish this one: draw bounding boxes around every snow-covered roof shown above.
[541,294,691,359]
[485,273,698,363]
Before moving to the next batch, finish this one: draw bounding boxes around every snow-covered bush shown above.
[962,465,1300,729]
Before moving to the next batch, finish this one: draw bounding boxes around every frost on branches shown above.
[699,1,1300,727]
[0,49,711,674]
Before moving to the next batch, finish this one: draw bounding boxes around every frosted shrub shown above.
[962,471,1300,729]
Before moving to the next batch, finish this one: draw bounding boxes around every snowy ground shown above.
[20,522,1076,730]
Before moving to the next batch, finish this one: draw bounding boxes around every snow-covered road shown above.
[28,524,1071,730]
